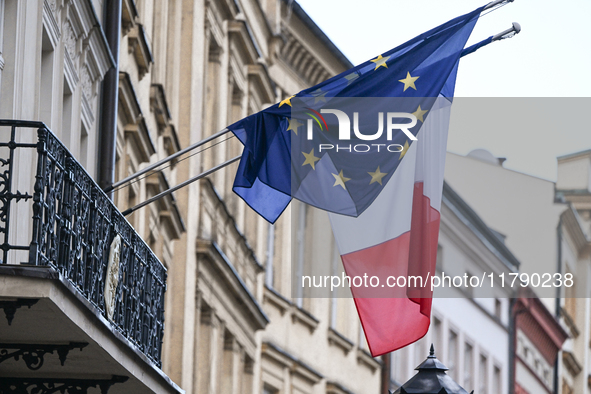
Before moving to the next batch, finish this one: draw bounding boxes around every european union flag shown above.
[228,6,484,223]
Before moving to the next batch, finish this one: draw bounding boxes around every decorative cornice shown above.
[327,381,356,394]
[557,149,591,163]
[263,286,291,315]
[149,84,172,131]
[328,327,354,355]
[563,350,582,376]
[227,20,259,65]
[560,306,580,338]
[279,31,330,86]
[200,178,264,271]
[42,0,61,48]
[248,64,275,104]
[121,0,139,34]
[144,171,185,239]
[128,24,153,79]
[561,206,591,258]
[162,124,181,157]
[279,0,352,69]
[118,72,142,125]
[261,341,323,384]
[356,348,381,373]
[86,26,114,79]
[290,305,318,334]
[196,239,269,331]
[515,293,568,364]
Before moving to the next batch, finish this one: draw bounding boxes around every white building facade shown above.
[388,182,518,394]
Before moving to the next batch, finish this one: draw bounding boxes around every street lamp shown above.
[390,345,473,394]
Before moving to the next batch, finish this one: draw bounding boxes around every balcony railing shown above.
[0,120,166,367]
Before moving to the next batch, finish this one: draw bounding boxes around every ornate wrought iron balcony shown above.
[0,119,166,368]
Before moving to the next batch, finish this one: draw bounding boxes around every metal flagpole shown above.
[118,19,521,215]
[108,2,518,195]
[121,155,241,216]
[460,22,521,58]
[492,22,521,41]
[104,128,232,192]
[484,0,514,11]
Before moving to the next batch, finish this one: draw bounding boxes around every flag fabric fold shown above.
[328,96,452,356]
[228,6,485,356]
[229,6,484,223]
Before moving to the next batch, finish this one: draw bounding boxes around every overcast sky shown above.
[295,0,591,181]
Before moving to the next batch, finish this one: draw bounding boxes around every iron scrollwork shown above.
[0,123,38,263]
[0,342,88,370]
[0,376,128,394]
[0,299,39,326]
[0,120,167,366]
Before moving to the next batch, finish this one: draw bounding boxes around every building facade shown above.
[0,1,584,393]
[445,149,591,394]
[387,182,518,394]
[0,0,181,392]
[109,0,408,392]
[555,150,591,394]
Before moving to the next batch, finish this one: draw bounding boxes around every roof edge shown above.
[283,0,353,69]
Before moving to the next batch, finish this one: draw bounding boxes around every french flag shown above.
[328,97,451,356]
[227,5,484,357]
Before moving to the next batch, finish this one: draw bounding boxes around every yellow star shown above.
[398,72,419,92]
[412,105,428,123]
[398,141,410,160]
[370,54,390,70]
[344,73,359,85]
[279,95,295,107]
[368,166,387,185]
[332,170,351,190]
[288,118,303,135]
[311,88,327,104]
[302,149,320,170]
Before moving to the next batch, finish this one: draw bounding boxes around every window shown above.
[263,385,278,394]
[390,350,400,384]
[391,346,407,384]
[463,342,473,390]
[479,354,488,394]
[0,0,15,116]
[224,86,245,213]
[465,271,474,297]
[295,202,305,306]
[80,121,88,169]
[293,201,309,308]
[494,298,502,320]
[61,76,73,148]
[493,365,501,394]
[431,317,442,352]
[414,337,427,368]
[448,331,458,380]
[329,244,339,329]
[358,322,368,351]
[436,244,443,272]
[40,28,55,127]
